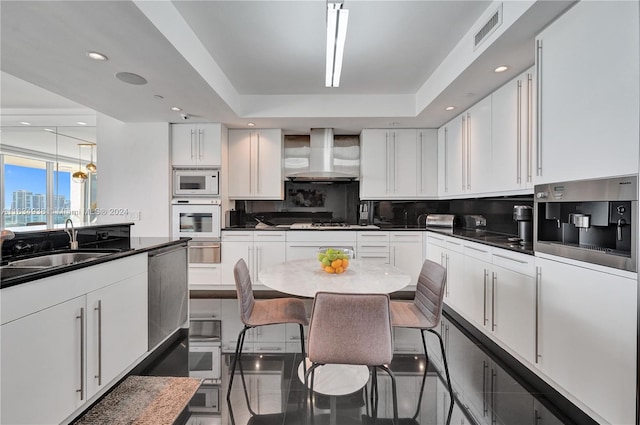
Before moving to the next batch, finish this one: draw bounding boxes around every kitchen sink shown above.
[0,267,46,280]
[7,251,112,268]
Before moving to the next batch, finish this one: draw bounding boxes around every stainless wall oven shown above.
[534,176,637,272]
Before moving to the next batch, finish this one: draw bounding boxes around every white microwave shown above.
[174,168,219,196]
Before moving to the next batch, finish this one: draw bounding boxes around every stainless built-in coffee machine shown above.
[534,176,637,272]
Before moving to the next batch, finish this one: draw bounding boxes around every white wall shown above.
[96,114,170,237]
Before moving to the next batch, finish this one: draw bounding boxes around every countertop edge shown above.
[1,238,189,290]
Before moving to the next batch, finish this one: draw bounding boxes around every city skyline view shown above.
[3,164,71,208]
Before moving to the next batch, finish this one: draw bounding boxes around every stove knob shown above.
[536,192,548,199]
[617,205,626,214]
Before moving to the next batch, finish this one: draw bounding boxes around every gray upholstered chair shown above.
[390,259,452,397]
[304,292,398,425]
[226,259,308,414]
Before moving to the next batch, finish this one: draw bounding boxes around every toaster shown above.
[425,214,456,228]
[462,214,487,228]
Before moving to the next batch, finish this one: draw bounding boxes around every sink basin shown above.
[7,251,112,268]
[0,267,46,280]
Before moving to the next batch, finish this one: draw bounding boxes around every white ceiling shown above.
[0,0,575,134]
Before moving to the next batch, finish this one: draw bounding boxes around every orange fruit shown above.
[341,259,349,269]
[335,266,345,274]
[331,259,343,268]
[324,266,335,273]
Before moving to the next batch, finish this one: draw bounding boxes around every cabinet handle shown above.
[445,254,450,297]
[76,307,85,400]
[385,132,390,194]
[256,133,260,194]
[249,132,253,194]
[461,115,466,191]
[360,245,387,249]
[466,245,489,254]
[255,347,283,351]
[536,39,543,176]
[493,253,528,264]
[482,361,488,416]
[483,269,488,326]
[491,369,497,424]
[95,300,102,385]
[517,79,522,185]
[445,240,462,247]
[440,252,445,266]
[418,132,423,193]
[198,129,204,160]
[444,127,449,193]
[190,129,196,160]
[466,112,471,190]
[491,272,496,331]
[392,132,397,193]
[535,266,541,363]
[527,73,533,183]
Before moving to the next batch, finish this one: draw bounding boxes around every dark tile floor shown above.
[139,311,596,425]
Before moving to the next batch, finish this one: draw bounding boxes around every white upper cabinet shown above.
[171,123,222,167]
[227,129,283,199]
[492,68,535,192]
[361,129,438,199]
[465,97,492,194]
[438,97,491,197]
[534,1,639,184]
[438,115,464,197]
[417,129,438,197]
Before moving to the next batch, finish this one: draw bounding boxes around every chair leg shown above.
[226,326,257,415]
[304,363,321,425]
[427,328,453,397]
[378,365,399,425]
[370,367,378,420]
[410,330,430,420]
[299,323,307,376]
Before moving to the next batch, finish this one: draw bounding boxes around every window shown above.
[1,126,97,230]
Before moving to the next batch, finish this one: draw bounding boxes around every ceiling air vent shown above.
[474,4,503,50]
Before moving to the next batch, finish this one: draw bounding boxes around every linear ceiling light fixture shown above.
[325,1,349,87]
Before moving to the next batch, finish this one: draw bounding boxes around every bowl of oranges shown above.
[317,247,352,274]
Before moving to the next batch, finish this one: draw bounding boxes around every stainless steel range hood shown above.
[284,128,359,182]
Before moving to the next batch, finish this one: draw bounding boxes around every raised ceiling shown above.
[0,0,574,133]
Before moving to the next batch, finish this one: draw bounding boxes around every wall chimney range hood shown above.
[284,128,359,182]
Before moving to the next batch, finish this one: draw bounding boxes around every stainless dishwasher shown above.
[148,241,189,350]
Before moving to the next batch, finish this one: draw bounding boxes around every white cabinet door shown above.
[221,231,254,286]
[86,274,148,397]
[286,231,356,261]
[465,97,492,194]
[228,129,283,199]
[492,69,535,192]
[253,234,286,283]
[391,129,419,198]
[172,123,222,167]
[357,231,390,263]
[491,264,535,364]
[535,1,639,183]
[1,296,86,425]
[460,254,491,329]
[536,257,636,425]
[359,129,388,199]
[389,231,424,287]
[439,115,464,196]
[417,129,438,197]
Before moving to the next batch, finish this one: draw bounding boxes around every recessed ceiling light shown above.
[171,106,182,111]
[494,65,509,73]
[19,121,31,126]
[247,122,256,127]
[390,122,399,126]
[445,106,456,111]
[77,121,87,126]
[44,128,54,132]
[86,51,108,61]
[154,95,164,100]
[115,72,147,85]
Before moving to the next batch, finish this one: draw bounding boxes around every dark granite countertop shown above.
[425,227,534,255]
[1,237,189,289]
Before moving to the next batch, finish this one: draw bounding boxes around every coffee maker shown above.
[513,205,533,244]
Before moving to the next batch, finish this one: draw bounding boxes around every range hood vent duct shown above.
[284,129,359,182]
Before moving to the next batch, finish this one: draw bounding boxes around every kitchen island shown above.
[0,223,190,425]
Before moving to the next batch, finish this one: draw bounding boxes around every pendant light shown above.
[72,145,88,183]
[85,144,97,173]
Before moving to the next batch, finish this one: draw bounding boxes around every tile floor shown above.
[139,311,598,425]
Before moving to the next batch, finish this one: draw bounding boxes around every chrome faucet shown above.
[65,219,78,250]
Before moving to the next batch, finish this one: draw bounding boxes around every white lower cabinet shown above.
[0,255,148,425]
[536,256,637,425]
[221,231,253,286]
[357,231,390,263]
[389,231,424,287]
[285,231,357,261]
[426,233,464,308]
[253,231,286,284]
